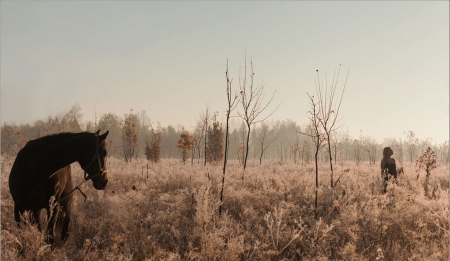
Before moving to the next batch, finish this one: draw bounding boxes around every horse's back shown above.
[9,141,65,203]
[9,144,72,210]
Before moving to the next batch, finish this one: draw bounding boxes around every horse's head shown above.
[84,130,109,190]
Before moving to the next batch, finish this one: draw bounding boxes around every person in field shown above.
[380,147,398,194]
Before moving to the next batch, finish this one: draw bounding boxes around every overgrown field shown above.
[1,155,448,260]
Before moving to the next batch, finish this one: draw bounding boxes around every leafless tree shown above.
[238,55,279,170]
[299,93,326,215]
[438,141,449,165]
[339,129,352,163]
[192,123,204,164]
[405,130,419,163]
[85,121,96,133]
[98,112,122,157]
[137,110,152,158]
[301,138,312,165]
[361,134,378,167]
[219,60,240,217]
[237,122,247,165]
[353,136,363,166]
[291,139,301,165]
[161,125,179,158]
[199,106,211,166]
[313,65,349,187]
[60,102,83,132]
[122,110,140,162]
[331,134,340,165]
[396,139,405,166]
[257,122,278,165]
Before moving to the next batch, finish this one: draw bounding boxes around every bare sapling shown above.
[298,93,326,216]
[219,59,240,217]
[193,117,206,163]
[238,54,280,171]
[199,106,211,166]
[313,65,349,187]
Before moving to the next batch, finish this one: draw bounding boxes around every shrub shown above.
[145,128,162,163]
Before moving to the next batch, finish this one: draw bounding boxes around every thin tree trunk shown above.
[219,112,230,217]
[243,124,251,170]
[220,59,239,217]
[334,144,337,165]
[204,123,207,166]
[280,142,283,162]
[259,145,264,165]
[326,133,334,188]
[315,137,319,219]
[302,146,304,165]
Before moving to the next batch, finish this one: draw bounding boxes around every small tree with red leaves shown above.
[177,131,195,164]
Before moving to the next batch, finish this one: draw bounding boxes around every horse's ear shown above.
[99,130,109,141]
[95,130,100,136]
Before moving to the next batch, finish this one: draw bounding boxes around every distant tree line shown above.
[1,104,448,166]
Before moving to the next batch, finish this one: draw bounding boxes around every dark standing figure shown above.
[380,147,397,194]
[8,130,109,244]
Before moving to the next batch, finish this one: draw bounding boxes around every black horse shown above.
[8,130,109,243]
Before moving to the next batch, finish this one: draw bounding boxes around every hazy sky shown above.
[1,1,448,143]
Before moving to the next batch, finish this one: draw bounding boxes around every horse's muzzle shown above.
[92,170,108,190]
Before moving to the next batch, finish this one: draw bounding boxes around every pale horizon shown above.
[1,1,448,144]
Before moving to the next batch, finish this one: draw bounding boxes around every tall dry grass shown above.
[1,155,448,260]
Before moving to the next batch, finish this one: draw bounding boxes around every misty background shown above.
[1,1,448,161]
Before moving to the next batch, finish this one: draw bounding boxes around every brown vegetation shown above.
[206,114,224,164]
[1,155,448,260]
[122,110,140,162]
[145,128,162,164]
[177,131,195,164]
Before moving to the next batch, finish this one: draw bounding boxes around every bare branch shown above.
[312,65,350,187]
[237,55,280,169]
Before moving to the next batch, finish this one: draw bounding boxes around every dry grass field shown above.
[1,155,448,260]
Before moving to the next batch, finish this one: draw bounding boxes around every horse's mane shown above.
[26,132,95,146]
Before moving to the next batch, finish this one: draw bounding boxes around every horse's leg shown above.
[46,204,60,245]
[60,200,71,242]
[60,165,73,242]
[45,170,64,244]
[31,209,42,230]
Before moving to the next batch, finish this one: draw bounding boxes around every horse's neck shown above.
[40,134,95,175]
